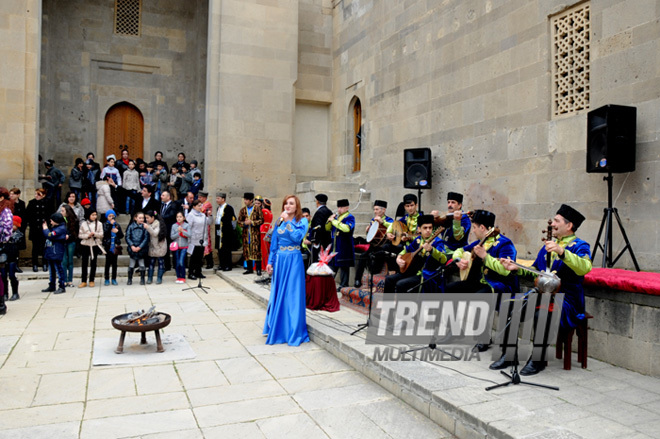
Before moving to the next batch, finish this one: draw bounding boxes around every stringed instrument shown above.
[459,227,500,282]
[399,227,445,273]
[391,220,418,246]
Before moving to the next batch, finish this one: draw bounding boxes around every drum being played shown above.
[366,221,387,246]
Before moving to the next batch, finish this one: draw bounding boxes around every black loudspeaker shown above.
[587,104,636,173]
[403,148,432,189]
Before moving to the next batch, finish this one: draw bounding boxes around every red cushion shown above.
[584,268,660,296]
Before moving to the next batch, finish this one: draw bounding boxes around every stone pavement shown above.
[0,274,450,439]
[222,271,660,439]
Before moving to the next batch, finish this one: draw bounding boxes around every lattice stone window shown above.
[551,2,590,117]
[114,0,141,36]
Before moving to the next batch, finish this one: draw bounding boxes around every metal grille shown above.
[551,2,590,117]
[115,0,141,36]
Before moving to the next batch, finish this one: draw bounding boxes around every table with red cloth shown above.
[306,275,341,312]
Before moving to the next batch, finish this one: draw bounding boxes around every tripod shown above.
[183,213,210,294]
[591,172,640,271]
[402,265,459,360]
[485,291,559,391]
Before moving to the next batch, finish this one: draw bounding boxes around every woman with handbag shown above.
[78,208,105,287]
[170,211,190,283]
[103,209,123,286]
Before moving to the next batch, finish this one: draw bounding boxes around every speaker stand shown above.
[591,173,640,271]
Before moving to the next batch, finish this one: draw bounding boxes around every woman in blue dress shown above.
[263,195,310,346]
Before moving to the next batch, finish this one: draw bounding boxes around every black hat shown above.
[472,209,496,228]
[337,199,349,208]
[216,191,227,198]
[243,192,254,200]
[315,193,328,203]
[190,159,199,166]
[50,212,64,224]
[374,200,388,208]
[45,159,54,167]
[447,192,463,204]
[198,191,208,198]
[418,214,434,226]
[556,204,585,230]
[403,193,418,204]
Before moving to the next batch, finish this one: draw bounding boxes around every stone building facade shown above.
[2,0,659,270]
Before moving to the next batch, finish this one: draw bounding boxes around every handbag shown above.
[113,244,123,256]
[169,241,179,252]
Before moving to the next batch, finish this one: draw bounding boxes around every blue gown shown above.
[263,217,310,346]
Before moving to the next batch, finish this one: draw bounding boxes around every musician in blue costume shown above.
[383,193,423,273]
[353,200,394,288]
[263,195,310,346]
[389,215,447,295]
[325,199,355,290]
[447,210,518,351]
[499,204,591,375]
[432,192,471,255]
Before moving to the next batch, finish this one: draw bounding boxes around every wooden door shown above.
[104,102,144,161]
[353,101,361,172]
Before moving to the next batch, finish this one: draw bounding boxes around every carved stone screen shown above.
[114,0,141,36]
[551,3,590,117]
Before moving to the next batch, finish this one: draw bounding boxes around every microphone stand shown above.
[351,252,377,336]
[183,213,210,294]
[485,289,559,391]
[402,264,460,360]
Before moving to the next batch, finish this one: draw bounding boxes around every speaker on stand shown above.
[587,104,640,271]
[403,148,432,212]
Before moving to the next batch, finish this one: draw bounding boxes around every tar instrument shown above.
[433,210,473,228]
[366,220,387,246]
[391,220,416,246]
[399,227,444,273]
[459,227,499,282]
[503,258,561,295]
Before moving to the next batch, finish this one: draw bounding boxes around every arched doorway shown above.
[351,99,362,173]
[104,102,144,161]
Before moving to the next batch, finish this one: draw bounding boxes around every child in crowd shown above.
[78,208,105,288]
[190,173,204,198]
[4,216,25,301]
[125,211,149,285]
[170,211,189,283]
[122,159,140,214]
[100,155,122,186]
[152,162,168,200]
[140,162,154,188]
[144,210,167,284]
[41,212,67,294]
[168,165,181,200]
[103,209,123,286]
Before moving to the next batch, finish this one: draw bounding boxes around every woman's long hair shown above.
[62,204,79,239]
[281,195,303,221]
[0,187,14,213]
[145,211,167,242]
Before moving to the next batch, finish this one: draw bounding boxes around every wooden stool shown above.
[556,312,593,370]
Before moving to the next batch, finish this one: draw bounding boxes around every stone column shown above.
[0,1,41,193]
[206,0,299,207]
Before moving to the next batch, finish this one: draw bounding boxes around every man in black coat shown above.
[26,188,53,272]
[133,185,160,216]
[309,193,333,263]
[159,190,180,271]
[215,192,237,271]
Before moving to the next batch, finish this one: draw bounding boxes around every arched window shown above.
[104,102,144,160]
[350,98,362,173]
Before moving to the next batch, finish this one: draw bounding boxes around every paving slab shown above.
[222,270,660,439]
[0,275,450,438]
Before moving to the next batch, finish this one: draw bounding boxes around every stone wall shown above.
[205,0,299,208]
[0,1,41,193]
[39,0,208,171]
[329,0,660,270]
[585,289,660,377]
